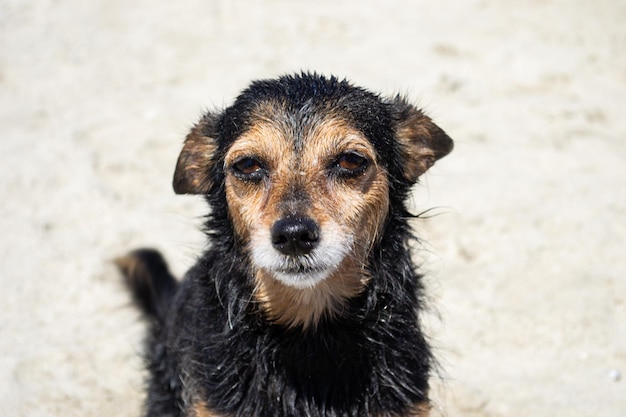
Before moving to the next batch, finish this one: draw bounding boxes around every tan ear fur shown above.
[173,113,219,194]
[392,98,453,183]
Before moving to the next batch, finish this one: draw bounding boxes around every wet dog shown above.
[117,73,453,417]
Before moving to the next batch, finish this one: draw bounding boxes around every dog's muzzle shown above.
[251,216,352,288]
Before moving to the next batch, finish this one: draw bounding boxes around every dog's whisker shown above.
[408,205,455,220]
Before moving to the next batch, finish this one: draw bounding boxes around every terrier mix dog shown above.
[117,73,453,417]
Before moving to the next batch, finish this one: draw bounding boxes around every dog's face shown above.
[172,74,452,327]
[223,108,389,289]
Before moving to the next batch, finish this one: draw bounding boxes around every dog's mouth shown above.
[273,265,336,289]
[259,253,343,289]
[277,262,326,276]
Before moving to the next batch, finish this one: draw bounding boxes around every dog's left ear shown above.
[173,113,219,194]
[390,96,453,183]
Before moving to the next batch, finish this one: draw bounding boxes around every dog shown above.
[116,73,453,417]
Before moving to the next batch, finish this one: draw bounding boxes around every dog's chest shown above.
[185,320,426,417]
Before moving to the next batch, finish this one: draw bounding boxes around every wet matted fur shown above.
[117,73,453,417]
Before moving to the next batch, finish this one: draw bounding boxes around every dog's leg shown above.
[115,248,179,321]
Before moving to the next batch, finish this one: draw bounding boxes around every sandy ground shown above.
[1,0,625,416]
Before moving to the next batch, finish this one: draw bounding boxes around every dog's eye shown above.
[335,152,369,176]
[234,157,261,174]
[232,157,266,181]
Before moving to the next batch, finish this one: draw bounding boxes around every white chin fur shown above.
[250,222,353,289]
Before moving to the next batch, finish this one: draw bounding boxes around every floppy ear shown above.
[173,113,220,194]
[391,96,453,183]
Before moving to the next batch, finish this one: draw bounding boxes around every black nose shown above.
[271,217,320,256]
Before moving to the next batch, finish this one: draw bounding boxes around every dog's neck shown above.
[252,255,371,330]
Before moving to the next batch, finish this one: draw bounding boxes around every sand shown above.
[1,0,625,416]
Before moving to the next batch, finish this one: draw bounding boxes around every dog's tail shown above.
[115,249,179,323]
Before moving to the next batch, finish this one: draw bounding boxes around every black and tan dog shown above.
[117,73,453,417]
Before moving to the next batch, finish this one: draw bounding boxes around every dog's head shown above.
[173,73,452,327]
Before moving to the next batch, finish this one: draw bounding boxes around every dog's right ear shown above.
[173,113,219,195]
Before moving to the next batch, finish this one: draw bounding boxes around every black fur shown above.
[117,248,178,321]
[119,73,452,417]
